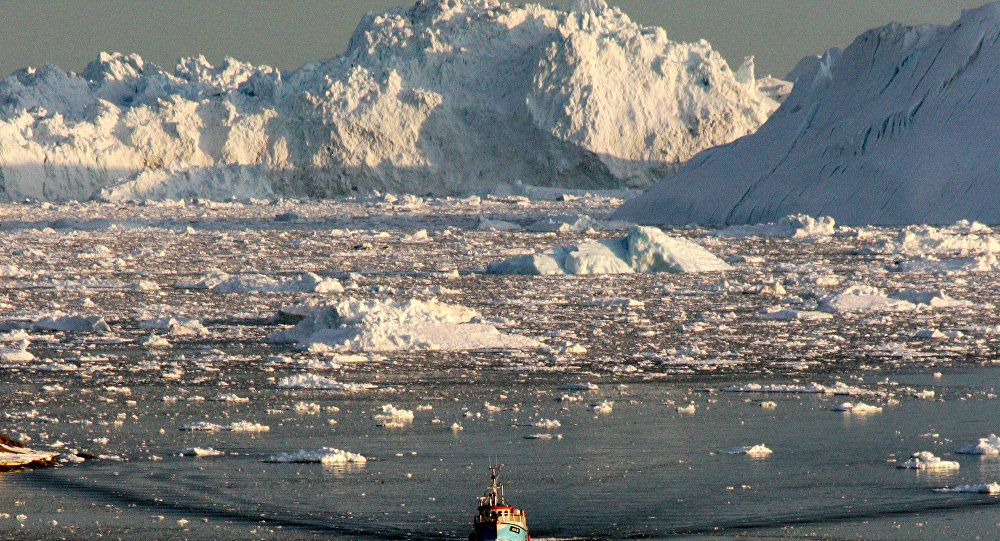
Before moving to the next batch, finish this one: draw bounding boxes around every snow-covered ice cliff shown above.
[0,0,778,202]
[615,2,1000,226]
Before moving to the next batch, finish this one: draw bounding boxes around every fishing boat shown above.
[469,466,529,541]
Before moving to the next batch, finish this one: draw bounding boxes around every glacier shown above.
[614,2,1000,226]
[0,0,778,202]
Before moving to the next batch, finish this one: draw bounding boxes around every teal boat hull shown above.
[470,522,529,540]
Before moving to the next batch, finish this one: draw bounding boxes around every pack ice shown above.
[0,0,778,201]
[486,225,730,275]
[266,297,539,352]
[614,2,1000,225]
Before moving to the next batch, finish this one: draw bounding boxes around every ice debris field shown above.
[0,193,999,538]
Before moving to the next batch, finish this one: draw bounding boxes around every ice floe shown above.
[716,215,836,239]
[0,433,59,469]
[374,405,415,428]
[31,314,110,332]
[722,382,875,396]
[276,374,376,392]
[176,447,224,457]
[831,402,882,414]
[897,452,959,470]
[180,421,270,432]
[486,226,730,275]
[267,298,540,352]
[934,483,1000,494]
[263,448,366,465]
[720,444,773,457]
[956,434,1000,455]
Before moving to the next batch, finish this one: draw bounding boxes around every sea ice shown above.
[276,374,376,392]
[831,402,882,414]
[897,451,960,470]
[31,314,110,333]
[374,404,415,428]
[956,435,1000,455]
[176,447,224,457]
[934,483,1000,494]
[267,297,540,352]
[486,226,730,275]
[263,448,366,465]
[720,444,773,457]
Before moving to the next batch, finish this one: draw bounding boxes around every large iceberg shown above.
[0,0,778,201]
[486,226,730,275]
[614,3,1000,225]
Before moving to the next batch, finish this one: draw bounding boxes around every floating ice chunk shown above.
[882,224,1000,257]
[721,444,773,457]
[267,297,539,352]
[173,272,231,289]
[209,272,343,294]
[551,341,587,355]
[716,215,835,239]
[179,422,223,431]
[888,254,999,274]
[524,433,562,440]
[208,393,249,403]
[559,382,599,392]
[676,404,696,414]
[897,451,959,469]
[913,328,963,339]
[759,308,833,321]
[526,214,602,232]
[832,402,882,414]
[225,421,270,432]
[293,402,321,414]
[818,285,916,313]
[956,434,1000,455]
[893,289,972,309]
[176,447,224,457]
[0,434,59,469]
[578,298,644,307]
[590,401,613,414]
[760,401,777,409]
[487,226,729,275]
[0,339,34,362]
[476,217,522,231]
[450,422,464,432]
[142,333,171,348]
[276,374,375,392]
[934,483,1000,494]
[375,404,415,428]
[722,381,875,396]
[179,421,269,432]
[263,448,366,465]
[533,419,561,429]
[31,314,110,332]
[139,316,208,336]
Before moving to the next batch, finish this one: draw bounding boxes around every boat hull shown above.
[470,521,529,541]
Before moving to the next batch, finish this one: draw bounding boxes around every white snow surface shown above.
[486,225,730,275]
[614,3,1000,225]
[266,297,540,352]
[0,0,777,202]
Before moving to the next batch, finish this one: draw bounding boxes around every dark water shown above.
[5,367,1000,540]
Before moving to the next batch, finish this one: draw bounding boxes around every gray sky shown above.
[0,1,984,80]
